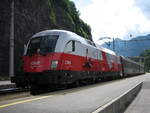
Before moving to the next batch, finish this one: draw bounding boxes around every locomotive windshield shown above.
[27,35,59,55]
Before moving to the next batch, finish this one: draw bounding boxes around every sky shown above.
[71,0,150,42]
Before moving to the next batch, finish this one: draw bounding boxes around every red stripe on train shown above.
[23,52,121,73]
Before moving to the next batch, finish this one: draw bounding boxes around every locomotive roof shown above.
[31,29,117,56]
[32,29,96,48]
[32,29,76,38]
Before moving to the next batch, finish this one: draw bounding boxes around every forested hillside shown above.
[0,0,92,76]
[140,49,150,72]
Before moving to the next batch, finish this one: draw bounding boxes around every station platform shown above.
[124,74,150,113]
[0,81,16,90]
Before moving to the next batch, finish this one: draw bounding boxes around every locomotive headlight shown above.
[51,60,58,69]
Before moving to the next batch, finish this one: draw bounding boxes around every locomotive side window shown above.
[27,35,59,55]
[64,40,75,53]
[72,40,75,52]
[98,51,102,60]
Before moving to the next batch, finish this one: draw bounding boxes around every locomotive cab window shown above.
[64,40,75,53]
[27,35,59,55]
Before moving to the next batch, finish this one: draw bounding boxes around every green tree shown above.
[140,49,150,72]
[48,0,92,41]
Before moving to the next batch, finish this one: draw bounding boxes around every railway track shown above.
[0,75,139,96]
[0,87,29,95]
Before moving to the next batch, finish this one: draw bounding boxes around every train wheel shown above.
[16,83,26,89]
[30,84,40,95]
[75,80,80,87]
[58,84,68,90]
[67,81,79,88]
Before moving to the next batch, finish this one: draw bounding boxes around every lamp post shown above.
[9,0,14,77]
[112,38,115,51]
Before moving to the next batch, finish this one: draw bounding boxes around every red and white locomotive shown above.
[11,30,144,94]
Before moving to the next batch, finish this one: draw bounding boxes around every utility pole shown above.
[113,38,115,51]
[9,0,14,77]
[98,37,116,51]
[98,37,111,48]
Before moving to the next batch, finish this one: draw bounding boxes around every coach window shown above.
[64,40,75,53]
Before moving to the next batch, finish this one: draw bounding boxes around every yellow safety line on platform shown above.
[0,95,53,109]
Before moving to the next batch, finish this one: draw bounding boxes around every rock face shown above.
[0,0,92,75]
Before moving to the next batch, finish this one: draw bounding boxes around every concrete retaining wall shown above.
[0,83,16,90]
[92,82,143,113]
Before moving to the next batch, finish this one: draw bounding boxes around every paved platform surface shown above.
[0,74,147,113]
[124,73,150,113]
[0,81,12,85]
[0,81,15,89]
